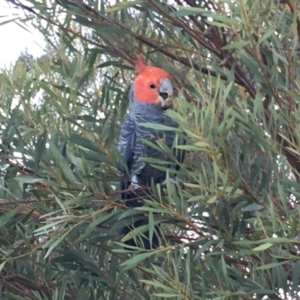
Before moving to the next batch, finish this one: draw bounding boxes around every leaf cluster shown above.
[1,0,300,299]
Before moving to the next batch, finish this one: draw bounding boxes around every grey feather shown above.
[117,82,184,249]
[117,84,179,187]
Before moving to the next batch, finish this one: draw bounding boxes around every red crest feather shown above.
[135,55,147,74]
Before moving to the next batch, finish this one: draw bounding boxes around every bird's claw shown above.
[129,182,141,191]
[129,175,141,191]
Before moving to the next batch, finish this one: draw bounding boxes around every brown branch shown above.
[174,0,205,31]
[280,0,300,42]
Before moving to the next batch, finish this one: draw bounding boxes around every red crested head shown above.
[134,55,173,106]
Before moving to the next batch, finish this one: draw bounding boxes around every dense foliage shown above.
[1,0,300,299]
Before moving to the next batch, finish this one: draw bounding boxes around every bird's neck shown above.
[130,102,169,121]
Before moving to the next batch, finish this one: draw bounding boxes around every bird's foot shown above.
[128,175,141,191]
[129,183,141,191]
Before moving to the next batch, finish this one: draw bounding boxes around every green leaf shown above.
[244,203,264,212]
[0,261,6,272]
[69,134,103,153]
[207,195,217,203]
[253,243,273,251]
[44,231,70,259]
[120,252,156,270]
[49,142,78,184]
[258,25,275,44]
[15,176,44,184]
[139,122,180,131]
[105,1,145,13]
[256,260,292,270]
[194,141,210,148]
[222,41,250,50]
[0,207,20,229]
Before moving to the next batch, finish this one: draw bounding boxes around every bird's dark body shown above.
[118,111,178,249]
[117,74,183,249]
[118,86,179,192]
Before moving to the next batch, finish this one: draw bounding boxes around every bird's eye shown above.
[149,84,156,89]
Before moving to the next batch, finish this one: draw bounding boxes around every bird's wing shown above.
[117,115,136,181]
[175,133,186,171]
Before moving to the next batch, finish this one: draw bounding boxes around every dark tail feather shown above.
[120,217,161,250]
[119,181,161,250]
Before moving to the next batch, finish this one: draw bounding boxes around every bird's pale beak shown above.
[159,78,173,108]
